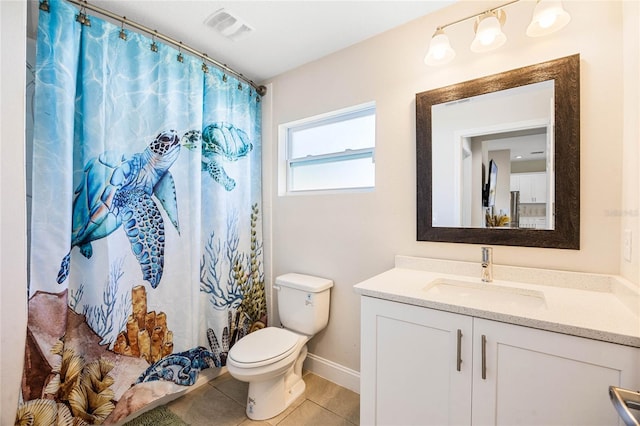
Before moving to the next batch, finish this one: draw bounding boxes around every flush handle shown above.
[456,329,463,372]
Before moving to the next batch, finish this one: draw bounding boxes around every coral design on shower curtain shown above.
[18,0,265,423]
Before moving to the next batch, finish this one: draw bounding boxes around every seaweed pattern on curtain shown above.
[201,203,267,367]
[17,0,265,424]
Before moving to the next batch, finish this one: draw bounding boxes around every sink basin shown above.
[423,278,546,310]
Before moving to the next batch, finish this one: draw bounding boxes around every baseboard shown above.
[303,353,360,394]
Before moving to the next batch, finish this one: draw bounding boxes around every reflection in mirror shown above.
[431,80,555,230]
[416,55,580,249]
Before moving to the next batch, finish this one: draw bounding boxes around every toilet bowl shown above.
[226,273,333,420]
[227,327,309,420]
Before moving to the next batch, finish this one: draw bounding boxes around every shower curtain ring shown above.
[177,42,184,63]
[76,5,91,26]
[201,55,209,73]
[119,19,127,40]
[150,31,158,52]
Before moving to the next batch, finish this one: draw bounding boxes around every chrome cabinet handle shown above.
[456,329,462,372]
[481,335,487,380]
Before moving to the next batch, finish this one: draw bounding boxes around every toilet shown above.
[226,273,333,420]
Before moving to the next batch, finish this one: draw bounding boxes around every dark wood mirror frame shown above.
[416,54,580,249]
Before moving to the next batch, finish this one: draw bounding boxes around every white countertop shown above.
[353,256,640,348]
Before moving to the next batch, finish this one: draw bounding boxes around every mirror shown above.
[416,55,580,249]
[431,80,555,230]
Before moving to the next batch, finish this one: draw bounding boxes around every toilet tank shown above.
[275,273,333,336]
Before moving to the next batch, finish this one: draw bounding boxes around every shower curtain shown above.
[17,0,265,423]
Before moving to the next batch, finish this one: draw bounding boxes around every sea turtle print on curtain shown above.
[19,0,265,424]
[57,130,182,289]
[201,122,254,191]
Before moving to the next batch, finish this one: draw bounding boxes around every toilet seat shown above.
[228,327,301,368]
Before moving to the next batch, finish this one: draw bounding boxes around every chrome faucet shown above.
[481,247,493,282]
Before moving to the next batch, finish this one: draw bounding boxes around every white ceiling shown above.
[28,0,455,83]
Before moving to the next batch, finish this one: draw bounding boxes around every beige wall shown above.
[621,0,640,284]
[264,0,638,374]
[1,1,28,423]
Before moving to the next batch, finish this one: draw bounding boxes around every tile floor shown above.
[166,371,360,425]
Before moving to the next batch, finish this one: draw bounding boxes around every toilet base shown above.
[245,372,305,420]
[244,346,308,420]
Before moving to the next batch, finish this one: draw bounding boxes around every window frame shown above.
[278,102,376,195]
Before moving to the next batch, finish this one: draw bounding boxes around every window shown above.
[279,102,375,194]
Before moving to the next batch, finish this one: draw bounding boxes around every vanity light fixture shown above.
[526,0,571,37]
[471,10,507,53]
[424,28,456,66]
[424,0,571,66]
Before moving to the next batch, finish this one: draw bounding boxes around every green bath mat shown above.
[123,405,189,426]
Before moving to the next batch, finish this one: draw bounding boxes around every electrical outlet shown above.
[623,229,632,262]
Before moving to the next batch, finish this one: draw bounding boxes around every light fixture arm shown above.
[438,0,519,31]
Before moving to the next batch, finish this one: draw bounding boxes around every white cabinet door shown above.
[510,175,520,192]
[530,173,547,203]
[513,173,547,203]
[361,298,640,426]
[472,318,640,426]
[361,297,473,426]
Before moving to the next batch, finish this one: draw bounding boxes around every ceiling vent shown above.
[204,9,254,42]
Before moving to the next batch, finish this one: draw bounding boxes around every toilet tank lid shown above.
[275,273,333,292]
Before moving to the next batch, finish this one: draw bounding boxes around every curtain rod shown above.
[43,0,267,97]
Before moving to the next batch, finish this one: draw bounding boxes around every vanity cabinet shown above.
[360,296,640,425]
[360,296,473,425]
[471,318,639,425]
[510,172,547,203]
